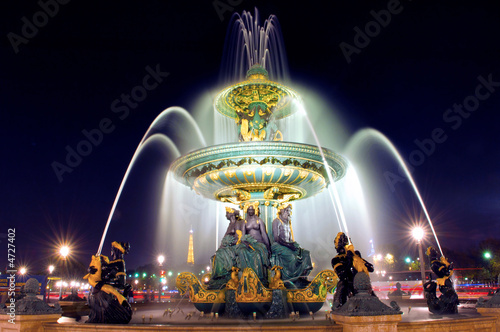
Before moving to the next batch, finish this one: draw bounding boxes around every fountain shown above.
[173,63,342,316]
[45,7,499,332]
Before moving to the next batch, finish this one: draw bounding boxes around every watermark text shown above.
[385,73,499,191]
[51,64,169,183]
[7,0,71,54]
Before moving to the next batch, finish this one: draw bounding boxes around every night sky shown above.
[1,0,499,273]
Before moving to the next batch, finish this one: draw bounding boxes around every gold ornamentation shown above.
[243,201,260,215]
[269,266,285,290]
[274,130,283,141]
[262,167,273,176]
[287,270,337,303]
[278,194,300,203]
[220,197,239,205]
[170,141,346,204]
[225,206,235,213]
[111,241,125,253]
[236,230,243,244]
[224,170,236,178]
[232,188,251,202]
[83,255,127,305]
[214,181,307,201]
[263,186,280,199]
[226,267,240,290]
[235,268,272,303]
[176,272,225,304]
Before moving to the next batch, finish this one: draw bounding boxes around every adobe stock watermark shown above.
[213,0,243,22]
[339,0,408,64]
[7,0,71,54]
[51,64,169,183]
[385,73,500,191]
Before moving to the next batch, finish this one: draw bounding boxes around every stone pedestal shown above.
[331,272,402,331]
[477,307,500,332]
[0,278,62,331]
[0,313,61,332]
[331,313,401,332]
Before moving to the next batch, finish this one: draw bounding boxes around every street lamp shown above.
[157,255,165,266]
[157,255,165,302]
[46,265,55,303]
[412,227,426,290]
[19,267,27,275]
[58,245,70,300]
[59,245,70,258]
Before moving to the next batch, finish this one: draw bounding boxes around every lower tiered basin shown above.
[170,141,347,202]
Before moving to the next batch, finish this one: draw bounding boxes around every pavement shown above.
[56,297,484,327]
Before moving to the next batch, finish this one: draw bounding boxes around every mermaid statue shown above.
[424,246,459,314]
[271,203,312,288]
[101,241,131,297]
[331,232,374,309]
[207,207,244,289]
[83,241,132,324]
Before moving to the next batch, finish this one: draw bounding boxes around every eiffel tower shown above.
[187,227,194,265]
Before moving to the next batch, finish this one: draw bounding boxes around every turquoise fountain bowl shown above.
[170,141,346,203]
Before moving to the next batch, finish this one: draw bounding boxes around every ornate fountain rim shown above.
[170,141,347,203]
[214,67,301,121]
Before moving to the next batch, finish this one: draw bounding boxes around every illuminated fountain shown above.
[78,8,488,329]
[173,64,342,316]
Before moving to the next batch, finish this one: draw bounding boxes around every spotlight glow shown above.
[412,227,424,242]
[59,245,70,258]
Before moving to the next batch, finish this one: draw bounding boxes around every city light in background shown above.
[59,245,70,258]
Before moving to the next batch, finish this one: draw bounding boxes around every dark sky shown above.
[1,0,499,273]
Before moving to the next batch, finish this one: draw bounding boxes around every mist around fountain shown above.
[98,8,442,277]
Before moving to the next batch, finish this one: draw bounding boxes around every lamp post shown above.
[59,245,70,300]
[157,255,164,302]
[412,227,426,290]
[46,265,54,302]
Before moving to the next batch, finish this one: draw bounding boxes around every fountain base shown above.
[176,268,337,317]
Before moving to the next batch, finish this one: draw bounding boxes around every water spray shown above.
[346,128,443,256]
[97,107,206,255]
[295,100,349,237]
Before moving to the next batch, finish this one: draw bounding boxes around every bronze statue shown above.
[83,253,132,324]
[331,232,374,309]
[223,206,245,238]
[235,201,271,285]
[388,282,410,298]
[242,202,271,254]
[424,246,459,314]
[101,241,131,298]
[271,203,312,288]
[207,207,244,289]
